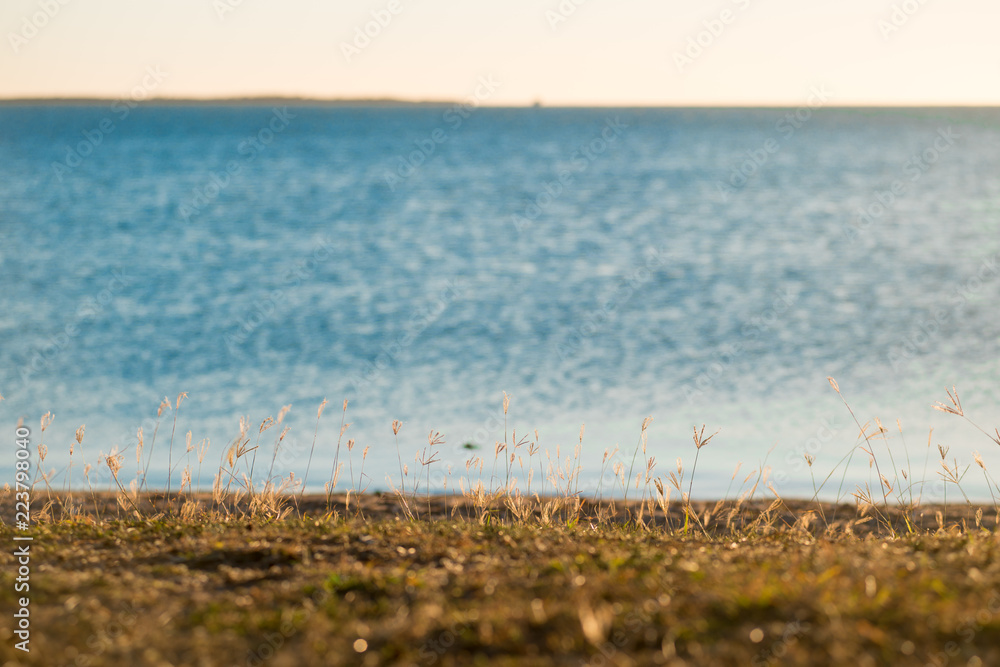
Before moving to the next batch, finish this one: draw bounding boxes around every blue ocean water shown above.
[1,104,998,500]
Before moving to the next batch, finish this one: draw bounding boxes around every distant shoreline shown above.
[0,97,460,107]
[2,98,1000,110]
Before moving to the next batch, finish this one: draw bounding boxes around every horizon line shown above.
[2,96,1000,109]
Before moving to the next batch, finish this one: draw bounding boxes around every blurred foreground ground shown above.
[1,493,999,666]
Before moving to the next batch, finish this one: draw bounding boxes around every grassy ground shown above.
[3,493,1000,667]
[4,385,998,664]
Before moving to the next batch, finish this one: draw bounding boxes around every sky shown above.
[1,0,998,105]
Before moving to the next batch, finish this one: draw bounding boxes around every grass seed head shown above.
[105,448,123,479]
[933,386,964,416]
[277,404,291,424]
[693,424,718,449]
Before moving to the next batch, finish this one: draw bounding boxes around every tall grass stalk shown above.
[246,416,273,494]
[325,400,350,507]
[300,398,328,501]
[392,420,404,493]
[140,397,169,495]
[166,392,187,498]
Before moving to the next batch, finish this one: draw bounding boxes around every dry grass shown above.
[2,380,1000,665]
[8,381,998,535]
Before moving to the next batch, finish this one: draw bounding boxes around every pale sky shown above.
[1,0,998,105]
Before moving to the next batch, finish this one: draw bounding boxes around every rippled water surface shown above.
[2,105,998,498]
